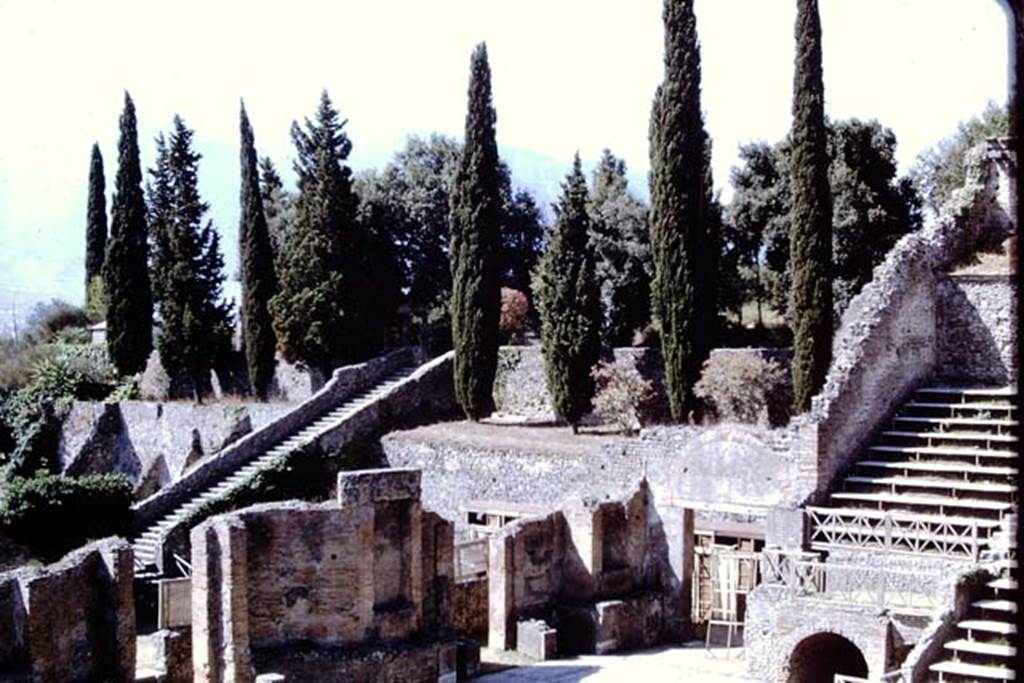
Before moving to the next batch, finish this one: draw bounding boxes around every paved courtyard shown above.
[477,642,758,682]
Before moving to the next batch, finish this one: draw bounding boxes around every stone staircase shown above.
[129,348,456,575]
[808,386,1017,559]
[929,532,1018,682]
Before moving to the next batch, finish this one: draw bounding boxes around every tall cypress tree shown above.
[449,43,503,420]
[104,92,153,374]
[85,143,107,316]
[150,116,232,401]
[790,0,833,411]
[648,0,710,422]
[269,91,367,378]
[536,155,602,432]
[239,102,278,400]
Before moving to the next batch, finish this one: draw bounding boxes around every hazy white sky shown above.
[0,0,1011,318]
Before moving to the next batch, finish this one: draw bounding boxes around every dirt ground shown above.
[476,642,757,682]
[390,417,630,457]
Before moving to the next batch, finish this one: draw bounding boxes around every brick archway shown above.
[787,631,868,683]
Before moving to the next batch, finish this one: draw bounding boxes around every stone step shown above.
[869,445,1016,461]
[881,430,1018,444]
[973,599,1018,614]
[830,491,1012,513]
[989,578,1019,591]
[844,475,1015,495]
[930,659,1016,680]
[893,416,1018,431]
[856,460,1017,478]
[903,401,1017,416]
[960,619,1018,636]
[916,386,1016,399]
[945,638,1017,658]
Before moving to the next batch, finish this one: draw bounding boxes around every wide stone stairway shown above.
[132,362,419,573]
[808,386,1017,560]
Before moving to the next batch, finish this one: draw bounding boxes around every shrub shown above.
[25,299,91,343]
[693,351,793,427]
[0,471,133,562]
[499,287,530,343]
[591,361,655,434]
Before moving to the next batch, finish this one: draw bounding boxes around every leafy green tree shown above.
[588,149,651,347]
[270,91,379,377]
[790,0,833,411]
[911,102,1008,215]
[501,185,546,301]
[238,103,279,400]
[85,144,107,318]
[148,116,232,401]
[258,156,295,261]
[449,43,503,420]
[729,120,921,321]
[648,0,712,422]
[536,155,602,432]
[104,92,153,375]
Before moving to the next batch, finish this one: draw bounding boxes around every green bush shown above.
[591,361,656,434]
[0,471,133,562]
[25,299,91,343]
[694,352,793,427]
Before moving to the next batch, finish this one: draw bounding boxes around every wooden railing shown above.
[807,506,983,560]
[760,549,944,616]
[454,538,488,581]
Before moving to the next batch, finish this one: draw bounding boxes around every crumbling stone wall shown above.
[487,481,687,657]
[190,468,458,683]
[60,400,293,497]
[936,274,1017,384]
[0,537,135,681]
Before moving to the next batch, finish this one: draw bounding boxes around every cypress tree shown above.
[269,91,368,378]
[536,155,602,432]
[648,0,710,422]
[790,0,833,411]
[104,92,153,374]
[85,143,107,316]
[239,102,278,400]
[258,156,294,260]
[449,43,503,420]
[150,116,232,401]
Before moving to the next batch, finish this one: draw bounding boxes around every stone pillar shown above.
[661,505,694,640]
[98,540,137,682]
[487,532,515,651]
[191,518,252,683]
[766,508,809,551]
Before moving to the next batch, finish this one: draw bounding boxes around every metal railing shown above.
[807,506,983,560]
[454,538,488,581]
[761,549,944,616]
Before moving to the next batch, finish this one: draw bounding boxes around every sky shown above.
[0,0,1012,328]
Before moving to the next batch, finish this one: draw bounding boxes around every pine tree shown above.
[239,103,279,400]
[104,92,153,374]
[150,116,232,401]
[449,43,503,420]
[269,91,375,378]
[790,0,833,411]
[648,0,710,422]
[536,155,602,432]
[85,143,108,318]
[258,156,294,260]
[588,149,651,347]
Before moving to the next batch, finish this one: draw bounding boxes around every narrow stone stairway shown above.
[808,386,1017,558]
[132,364,417,572]
[929,527,1018,682]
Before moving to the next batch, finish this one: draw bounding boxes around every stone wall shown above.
[936,274,1017,384]
[0,538,135,681]
[453,577,488,637]
[486,481,687,657]
[493,346,668,422]
[190,468,459,683]
[382,420,803,530]
[60,400,293,497]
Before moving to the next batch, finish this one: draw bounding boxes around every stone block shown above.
[153,627,193,683]
[594,595,664,654]
[338,468,421,507]
[255,675,286,682]
[516,619,558,660]
[766,508,808,550]
[456,637,480,680]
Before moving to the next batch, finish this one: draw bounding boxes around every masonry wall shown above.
[190,468,456,683]
[936,274,1017,385]
[0,538,135,681]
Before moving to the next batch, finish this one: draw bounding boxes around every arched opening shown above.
[787,632,869,683]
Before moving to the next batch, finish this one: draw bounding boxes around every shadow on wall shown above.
[937,277,1015,385]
